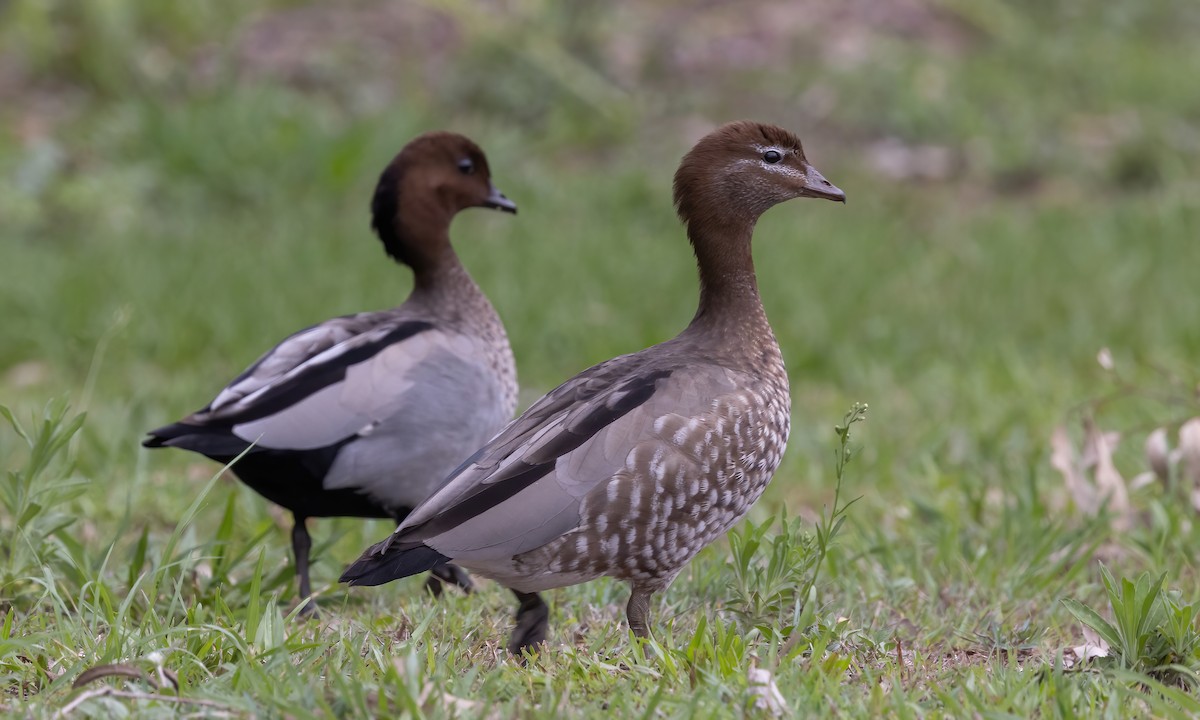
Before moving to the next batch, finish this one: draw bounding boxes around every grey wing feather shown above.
[400,352,658,528]
[207,313,383,412]
[397,351,740,562]
[191,314,460,451]
[229,331,482,451]
[322,337,515,508]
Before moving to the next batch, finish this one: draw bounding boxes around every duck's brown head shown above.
[673,121,844,231]
[371,132,516,267]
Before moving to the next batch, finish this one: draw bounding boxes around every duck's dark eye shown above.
[458,158,475,175]
[762,150,783,164]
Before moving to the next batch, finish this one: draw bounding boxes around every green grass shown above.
[3,0,1200,716]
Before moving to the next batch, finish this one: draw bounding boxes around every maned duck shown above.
[144,131,519,614]
[340,121,844,654]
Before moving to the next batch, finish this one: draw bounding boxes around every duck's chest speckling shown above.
[454,294,518,418]
[478,315,518,417]
[531,370,791,590]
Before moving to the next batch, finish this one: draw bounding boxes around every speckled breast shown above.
[466,297,518,420]
[535,373,792,591]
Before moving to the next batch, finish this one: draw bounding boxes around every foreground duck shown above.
[341,121,845,653]
[145,131,518,612]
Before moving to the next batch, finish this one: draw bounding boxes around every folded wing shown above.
[342,350,740,582]
[146,314,436,453]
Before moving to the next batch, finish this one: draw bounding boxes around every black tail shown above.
[142,422,253,458]
[142,421,191,448]
[142,434,169,449]
[339,536,450,587]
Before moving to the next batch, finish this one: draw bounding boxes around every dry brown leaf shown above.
[1068,625,1110,666]
[1080,417,1121,471]
[1179,418,1200,488]
[1050,421,1132,529]
[1087,419,1131,530]
[418,682,494,719]
[1130,472,1158,491]
[747,666,788,717]
[388,657,496,719]
[1145,427,1171,483]
[57,687,234,718]
[155,665,178,692]
[72,664,148,689]
[1051,425,1097,514]
[5,361,50,387]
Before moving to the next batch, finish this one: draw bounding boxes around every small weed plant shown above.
[727,403,867,638]
[1063,564,1200,687]
[0,401,90,599]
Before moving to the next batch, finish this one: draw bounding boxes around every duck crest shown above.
[371,161,411,265]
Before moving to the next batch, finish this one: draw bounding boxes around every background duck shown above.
[340,121,845,654]
[144,131,519,614]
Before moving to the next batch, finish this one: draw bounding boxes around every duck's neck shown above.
[686,218,768,333]
[416,246,483,301]
[393,222,486,310]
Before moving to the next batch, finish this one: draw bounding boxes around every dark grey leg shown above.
[425,563,475,597]
[292,516,318,618]
[626,586,653,638]
[508,590,549,658]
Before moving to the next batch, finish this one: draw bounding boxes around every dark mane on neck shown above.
[370,160,413,267]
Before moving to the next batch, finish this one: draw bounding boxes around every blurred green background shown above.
[2,0,1200,713]
[3,0,1197,507]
